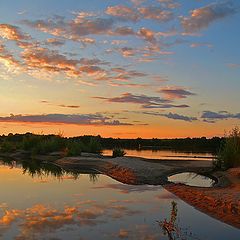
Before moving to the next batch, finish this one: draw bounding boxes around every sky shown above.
[0,0,239,138]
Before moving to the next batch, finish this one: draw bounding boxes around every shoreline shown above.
[164,168,240,229]
[56,155,214,185]
[0,152,239,229]
[55,155,240,229]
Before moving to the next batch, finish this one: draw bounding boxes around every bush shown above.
[66,141,83,156]
[87,138,102,153]
[112,148,126,158]
[0,141,15,153]
[0,133,102,157]
[21,134,66,155]
[214,127,240,169]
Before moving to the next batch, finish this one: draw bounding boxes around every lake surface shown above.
[103,149,215,161]
[168,172,216,187]
[0,160,239,240]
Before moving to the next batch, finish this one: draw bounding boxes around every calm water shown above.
[168,172,215,187]
[0,160,239,240]
[103,149,215,161]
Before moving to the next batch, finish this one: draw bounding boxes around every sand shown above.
[56,155,240,229]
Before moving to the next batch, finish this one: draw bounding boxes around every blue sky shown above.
[0,0,239,137]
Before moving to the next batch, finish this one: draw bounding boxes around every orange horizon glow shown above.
[0,0,239,139]
[0,120,237,138]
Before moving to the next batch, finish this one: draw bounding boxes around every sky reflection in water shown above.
[102,149,215,161]
[168,172,215,187]
[0,161,239,240]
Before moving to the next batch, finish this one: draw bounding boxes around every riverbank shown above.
[56,155,213,185]
[1,151,239,229]
[165,168,240,229]
[55,155,239,229]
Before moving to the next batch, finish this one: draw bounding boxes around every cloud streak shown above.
[0,114,132,126]
[180,1,238,33]
[158,86,196,99]
[94,93,189,109]
[129,110,197,122]
[201,111,240,123]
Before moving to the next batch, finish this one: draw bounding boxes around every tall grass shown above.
[214,127,240,169]
[112,148,126,158]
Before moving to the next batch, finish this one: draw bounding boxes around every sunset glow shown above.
[0,0,239,137]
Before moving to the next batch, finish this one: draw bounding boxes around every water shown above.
[0,160,239,240]
[103,149,215,161]
[168,172,216,187]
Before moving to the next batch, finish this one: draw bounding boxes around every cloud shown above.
[158,86,196,99]
[0,43,22,76]
[163,112,197,122]
[92,183,161,194]
[138,28,157,44]
[190,42,213,48]
[180,1,238,33]
[155,191,178,200]
[111,40,128,45]
[113,26,135,36]
[18,45,110,80]
[138,6,174,22]
[41,101,81,109]
[105,5,139,22]
[19,8,176,65]
[21,47,79,73]
[131,111,197,122]
[94,93,189,109]
[158,0,181,9]
[22,16,115,41]
[227,63,240,68]
[0,114,132,126]
[201,111,240,122]
[130,0,146,6]
[0,24,30,41]
[108,82,149,88]
[115,47,137,57]
[106,5,174,23]
[0,24,152,83]
[45,38,65,46]
[0,201,142,239]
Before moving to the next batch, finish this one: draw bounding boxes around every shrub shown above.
[112,148,126,158]
[87,138,102,153]
[0,133,102,157]
[21,134,66,155]
[66,141,83,156]
[0,141,15,153]
[214,127,240,169]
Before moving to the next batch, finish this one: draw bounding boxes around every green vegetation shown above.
[22,134,65,155]
[112,148,126,158]
[0,133,102,157]
[66,141,83,157]
[0,140,16,153]
[214,127,240,169]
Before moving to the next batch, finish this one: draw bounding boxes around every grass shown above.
[214,127,240,169]
[112,148,126,158]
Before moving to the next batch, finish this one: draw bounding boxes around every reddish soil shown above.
[165,168,240,229]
